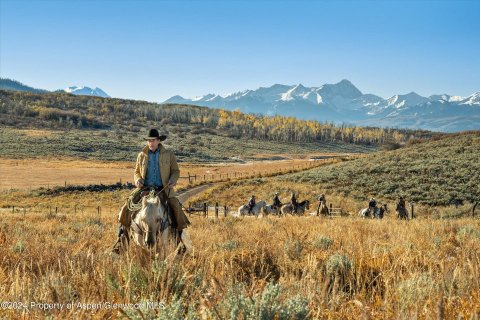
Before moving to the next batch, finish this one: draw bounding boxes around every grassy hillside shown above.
[0,89,444,161]
[280,132,480,206]
[0,126,373,162]
[0,78,48,94]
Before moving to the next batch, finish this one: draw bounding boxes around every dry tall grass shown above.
[0,192,479,318]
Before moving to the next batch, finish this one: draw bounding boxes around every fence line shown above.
[1,204,120,222]
[2,156,356,193]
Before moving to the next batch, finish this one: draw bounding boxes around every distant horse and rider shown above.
[280,192,310,215]
[239,192,311,216]
[358,198,388,219]
[316,193,330,216]
[358,196,409,220]
[237,195,267,216]
[263,192,283,215]
[396,196,409,220]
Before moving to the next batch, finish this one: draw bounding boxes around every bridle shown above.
[130,203,170,244]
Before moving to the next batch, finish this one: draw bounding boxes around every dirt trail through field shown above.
[177,183,215,204]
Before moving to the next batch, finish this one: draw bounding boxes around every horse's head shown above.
[135,196,165,248]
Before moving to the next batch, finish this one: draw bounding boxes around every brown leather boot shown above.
[111,237,122,254]
[176,229,187,255]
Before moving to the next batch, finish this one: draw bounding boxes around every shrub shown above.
[284,238,304,260]
[396,273,438,315]
[313,235,333,250]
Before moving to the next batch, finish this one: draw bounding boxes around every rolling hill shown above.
[0,78,110,98]
[0,89,439,162]
[280,132,480,206]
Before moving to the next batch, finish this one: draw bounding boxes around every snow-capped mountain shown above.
[64,86,110,98]
[163,80,480,132]
[460,92,480,106]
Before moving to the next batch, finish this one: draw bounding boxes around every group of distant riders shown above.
[246,192,306,214]
[245,192,409,218]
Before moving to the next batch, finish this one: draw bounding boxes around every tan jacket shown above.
[134,144,180,198]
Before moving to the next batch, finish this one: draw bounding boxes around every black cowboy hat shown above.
[145,128,167,141]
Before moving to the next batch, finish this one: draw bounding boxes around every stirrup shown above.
[111,238,122,254]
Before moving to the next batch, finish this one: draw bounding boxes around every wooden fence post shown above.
[97,206,101,221]
[55,207,58,215]
[224,205,227,217]
[203,202,207,217]
[473,202,478,217]
[411,203,414,219]
[215,202,219,218]
[12,206,15,213]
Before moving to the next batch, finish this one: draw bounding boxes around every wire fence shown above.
[1,156,356,193]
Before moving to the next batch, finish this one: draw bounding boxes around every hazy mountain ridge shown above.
[164,80,480,132]
[0,78,109,98]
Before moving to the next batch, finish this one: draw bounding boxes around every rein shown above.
[127,185,169,212]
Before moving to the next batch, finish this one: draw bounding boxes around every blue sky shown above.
[1,0,479,102]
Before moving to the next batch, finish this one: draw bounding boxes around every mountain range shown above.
[1,78,478,132]
[63,86,110,98]
[164,80,480,132]
[0,78,110,98]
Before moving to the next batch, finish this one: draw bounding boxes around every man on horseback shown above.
[112,128,190,254]
[247,195,256,215]
[397,196,406,209]
[396,196,408,219]
[368,197,377,217]
[272,192,282,210]
[291,192,298,214]
[316,193,328,215]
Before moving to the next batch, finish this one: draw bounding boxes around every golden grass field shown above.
[0,153,479,319]
[0,202,479,319]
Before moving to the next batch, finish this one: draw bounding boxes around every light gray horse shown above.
[280,200,310,215]
[130,196,192,256]
[358,204,387,219]
[238,200,267,216]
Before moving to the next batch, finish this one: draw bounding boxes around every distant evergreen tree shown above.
[0,78,49,94]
